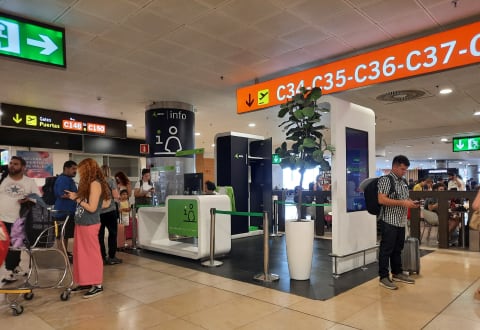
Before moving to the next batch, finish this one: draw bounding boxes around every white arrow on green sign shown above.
[453,136,480,152]
[0,12,66,67]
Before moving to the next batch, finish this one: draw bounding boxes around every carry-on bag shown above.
[402,236,420,275]
[117,223,126,249]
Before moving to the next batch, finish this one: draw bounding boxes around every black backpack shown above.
[362,175,395,215]
[42,175,59,206]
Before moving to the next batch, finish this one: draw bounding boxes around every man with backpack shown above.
[0,156,41,283]
[53,160,77,260]
[377,155,420,290]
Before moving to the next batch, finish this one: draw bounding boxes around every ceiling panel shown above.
[0,0,478,169]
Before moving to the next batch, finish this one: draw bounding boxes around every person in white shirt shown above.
[447,172,466,191]
[133,168,154,206]
[0,156,41,283]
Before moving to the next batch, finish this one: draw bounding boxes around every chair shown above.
[421,209,439,243]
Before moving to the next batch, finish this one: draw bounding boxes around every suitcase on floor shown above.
[402,236,420,275]
[117,223,126,249]
[125,217,136,240]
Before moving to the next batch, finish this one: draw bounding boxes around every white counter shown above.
[137,195,231,259]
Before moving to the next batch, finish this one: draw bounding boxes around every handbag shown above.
[469,210,480,230]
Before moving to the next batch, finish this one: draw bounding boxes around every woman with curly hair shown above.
[65,158,111,298]
[114,171,132,201]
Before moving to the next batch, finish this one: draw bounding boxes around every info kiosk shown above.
[137,194,232,259]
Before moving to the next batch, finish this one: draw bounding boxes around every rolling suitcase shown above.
[402,236,420,275]
[117,223,126,249]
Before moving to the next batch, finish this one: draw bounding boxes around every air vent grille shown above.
[376,89,426,102]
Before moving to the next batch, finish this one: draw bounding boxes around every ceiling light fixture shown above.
[248,123,256,127]
[195,132,200,136]
[473,111,480,116]
[440,138,448,142]
[439,88,452,94]
[211,144,215,147]
[126,123,133,127]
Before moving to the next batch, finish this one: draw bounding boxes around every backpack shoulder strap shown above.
[388,175,396,196]
[0,172,7,186]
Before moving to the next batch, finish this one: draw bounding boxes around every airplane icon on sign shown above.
[257,89,269,105]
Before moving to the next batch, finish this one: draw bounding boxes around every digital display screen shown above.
[0,103,126,138]
[346,127,369,212]
[184,173,203,195]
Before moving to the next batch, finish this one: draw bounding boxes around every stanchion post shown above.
[131,205,138,249]
[270,196,283,237]
[202,208,223,267]
[254,211,280,282]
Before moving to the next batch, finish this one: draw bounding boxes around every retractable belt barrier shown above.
[277,201,332,207]
[202,208,280,282]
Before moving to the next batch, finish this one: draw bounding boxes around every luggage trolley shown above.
[0,221,32,316]
[1,201,74,316]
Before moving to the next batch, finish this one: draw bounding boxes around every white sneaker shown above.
[1,272,17,283]
[13,266,28,277]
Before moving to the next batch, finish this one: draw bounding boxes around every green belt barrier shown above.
[214,210,263,217]
[136,204,165,208]
[277,201,331,207]
[206,207,280,282]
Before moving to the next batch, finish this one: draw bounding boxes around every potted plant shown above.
[275,86,334,280]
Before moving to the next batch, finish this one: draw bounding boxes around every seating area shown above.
[421,209,439,244]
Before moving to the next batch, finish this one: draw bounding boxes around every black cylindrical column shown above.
[145,101,195,157]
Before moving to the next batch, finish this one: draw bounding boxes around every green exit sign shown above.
[453,136,480,152]
[0,12,66,68]
[272,153,281,164]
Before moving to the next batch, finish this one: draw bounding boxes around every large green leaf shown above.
[302,137,316,148]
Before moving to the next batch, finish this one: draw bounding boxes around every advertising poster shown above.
[17,151,53,178]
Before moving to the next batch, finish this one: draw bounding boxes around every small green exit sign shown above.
[272,154,281,164]
[453,136,480,152]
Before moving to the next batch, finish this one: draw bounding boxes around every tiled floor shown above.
[1,235,480,329]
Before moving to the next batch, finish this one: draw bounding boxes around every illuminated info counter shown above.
[137,195,231,259]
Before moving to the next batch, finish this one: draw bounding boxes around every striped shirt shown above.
[378,172,409,227]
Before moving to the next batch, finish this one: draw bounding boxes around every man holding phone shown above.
[53,160,78,261]
[377,155,420,290]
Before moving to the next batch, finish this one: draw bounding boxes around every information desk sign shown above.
[168,199,198,237]
[237,21,480,113]
[453,136,480,152]
[0,103,126,138]
[0,12,66,68]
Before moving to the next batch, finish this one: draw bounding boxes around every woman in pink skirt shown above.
[65,158,111,298]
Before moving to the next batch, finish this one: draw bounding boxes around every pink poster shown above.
[17,151,53,178]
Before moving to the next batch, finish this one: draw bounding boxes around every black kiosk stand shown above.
[215,132,272,236]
